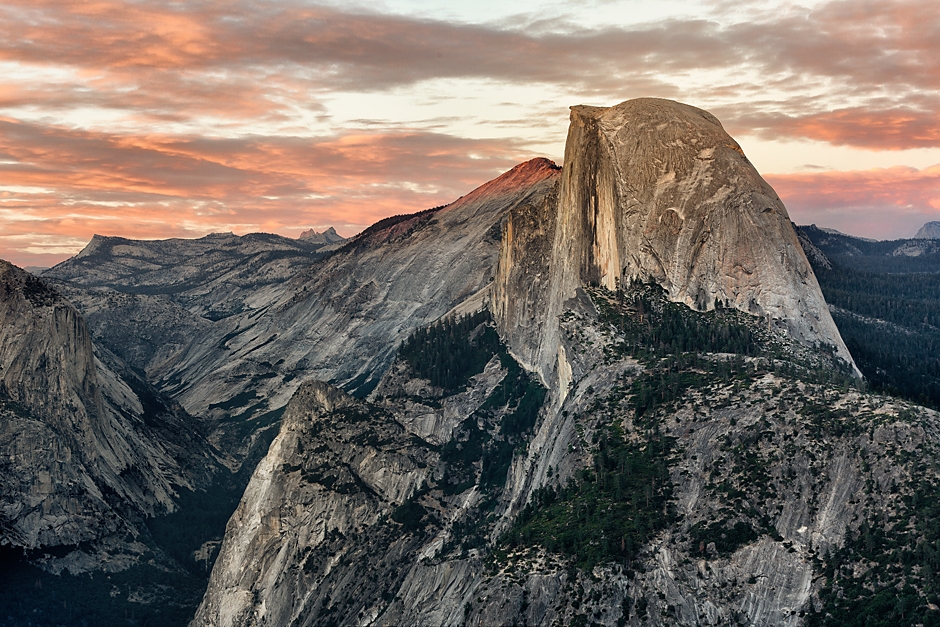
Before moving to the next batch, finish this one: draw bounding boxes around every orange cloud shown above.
[0,118,530,267]
[1,0,937,141]
[2,0,939,266]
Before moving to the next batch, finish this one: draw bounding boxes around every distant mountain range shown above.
[298,226,346,246]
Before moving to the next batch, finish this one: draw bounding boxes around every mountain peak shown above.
[494,97,857,384]
[298,226,346,245]
[915,221,940,239]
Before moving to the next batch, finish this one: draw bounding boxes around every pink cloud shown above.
[767,165,940,239]
[1,0,939,266]
[0,118,530,267]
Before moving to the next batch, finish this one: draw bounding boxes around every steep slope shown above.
[494,99,856,387]
[0,260,217,550]
[150,158,560,422]
[915,221,940,239]
[43,161,559,438]
[195,283,938,627]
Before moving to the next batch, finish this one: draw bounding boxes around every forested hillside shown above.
[798,226,940,409]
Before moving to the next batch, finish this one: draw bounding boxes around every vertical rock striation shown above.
[494,98,856,388]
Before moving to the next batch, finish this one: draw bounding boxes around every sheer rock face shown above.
[190,375,485,627]
[0,260,215,550]
[494,99,856,386]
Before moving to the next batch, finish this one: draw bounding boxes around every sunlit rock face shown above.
[494,98,856,387]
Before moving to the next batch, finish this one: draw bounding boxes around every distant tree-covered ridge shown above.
[797,225,940,409]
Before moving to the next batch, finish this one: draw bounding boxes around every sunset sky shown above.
[1,0,938,267]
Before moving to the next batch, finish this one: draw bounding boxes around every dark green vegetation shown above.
[505,423,674,570]
[0,468,253,627]
[806,473,940,627]
[500,284,780,571]
[798,225,940,409]
[398,309,503,393]
[418,314,546,500]
[0,546,205,627]
[501,281,861,576]
[394,311,548,554]
[597,281,760,359]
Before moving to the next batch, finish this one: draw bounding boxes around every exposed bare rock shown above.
[493,98,856,386]
[194,283,936,627]
[155,158,560,421]
[45,231,329,323]
[44,161,559,443]
[191,379,455,627]
[914,220,940,239]
[0,260,217,550]
[794,225,832,270]
[298,226,346,246]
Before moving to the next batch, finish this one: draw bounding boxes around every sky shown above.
[1,0,938,267]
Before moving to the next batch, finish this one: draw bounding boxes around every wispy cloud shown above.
[0,0,938,264]
[0,117,529,265]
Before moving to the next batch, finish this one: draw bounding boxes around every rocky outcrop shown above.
[494,99,856,386]
[794,225,832,270]
[0,260,217,551]
[914,220,940,239]
[192,353,517,627]
[298,226,346,246]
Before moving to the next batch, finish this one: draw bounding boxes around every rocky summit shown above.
[3,98,938,627]
[494,98,856,390]
[915,221,940,239]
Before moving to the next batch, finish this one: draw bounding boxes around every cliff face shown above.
[192,351,523,627]
[0,260,216,551]
[494,99,856,387]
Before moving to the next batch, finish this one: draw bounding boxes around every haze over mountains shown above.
[2,98,940,626]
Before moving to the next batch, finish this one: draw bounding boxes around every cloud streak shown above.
[3,0,937,141]
[0,117,529,266]
[0,0,938,264]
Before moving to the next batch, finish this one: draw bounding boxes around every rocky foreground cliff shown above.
[0,260,218,557]
[189,100,939,627]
